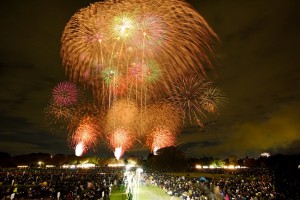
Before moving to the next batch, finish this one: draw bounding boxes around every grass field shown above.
[110,185,181,200]
[110,186,128,200]
[110,172,231,200]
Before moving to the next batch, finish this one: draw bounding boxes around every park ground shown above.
[110,184,181,200]
[110,172,233,200]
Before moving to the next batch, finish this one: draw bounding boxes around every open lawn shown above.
[110,172,232,200]
[110,185,181,200]
[110,186,127,200]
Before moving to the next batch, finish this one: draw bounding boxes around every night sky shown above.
[1,0,299,159]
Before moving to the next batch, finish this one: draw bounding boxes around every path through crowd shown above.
[135,185,181,200]
[110,184,181,200]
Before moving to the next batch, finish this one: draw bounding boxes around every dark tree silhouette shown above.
[147,146,186,171]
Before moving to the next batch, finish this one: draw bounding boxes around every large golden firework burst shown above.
[61,0,218,106]
[52,0,224,158]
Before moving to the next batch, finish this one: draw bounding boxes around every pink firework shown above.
[52,81,79,106]
[71,116,99,156]
[146,126,176,154]
[128,62,145,83]
[131,13,166,55]
[108,128,134,159]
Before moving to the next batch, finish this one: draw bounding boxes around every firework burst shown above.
[128,59,161,84]
[52,81,80,106]
[67,103,104,139]
[111,12,137,40]
[166,76,212,127]
[71,116,100,156]
[105,99,139,133]
[201,87,227,113]
[44,101,75,134]
[146,126,176,154]
[47,0,224,157]
[104,99,139,158]
[108,128,134,159]
[129,12,166,55]
[139,102,182,137]
[101,67,119,85]
[61,0,218,104]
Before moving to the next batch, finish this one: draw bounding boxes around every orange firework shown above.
[140,102,182,137]
[71,116,100,156]
[45,101,74,121]
[44,101,75,134]
[108,128,134,159]
[105,99,139,134]
[146,126,176,154]
[68,103,101,132]
[104,99,139,158]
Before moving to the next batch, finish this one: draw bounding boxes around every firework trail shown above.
[107,128,134,159]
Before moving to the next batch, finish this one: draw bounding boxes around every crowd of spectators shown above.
[0,168,124,200]
[142,168,299,200]
[0,167,298,199]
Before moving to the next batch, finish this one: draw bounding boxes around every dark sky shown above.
[1,0,299,159]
